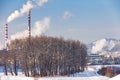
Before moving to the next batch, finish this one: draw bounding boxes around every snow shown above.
[0,76,109,80]
[3,65,120,80]
[109,74,120,80]
[0,66,110,80]
[1,76,33,80]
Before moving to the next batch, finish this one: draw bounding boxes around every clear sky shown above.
[0,0,120,49]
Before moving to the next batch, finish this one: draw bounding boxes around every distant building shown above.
[88,54,103,65]
[88,53,120,65]
[114,57,120,64]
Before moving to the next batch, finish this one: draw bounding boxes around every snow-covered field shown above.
[0,65,111,80]
[1,65,120,80]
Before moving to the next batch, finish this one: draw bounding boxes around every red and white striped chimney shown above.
[5,24,8,50]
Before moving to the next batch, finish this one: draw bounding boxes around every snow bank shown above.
[109,74,120,80]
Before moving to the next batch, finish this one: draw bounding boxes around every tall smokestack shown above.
[5,24,8,50]
[28,9,31,40]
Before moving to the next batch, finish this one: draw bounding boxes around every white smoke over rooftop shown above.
[11,17,51,40]
[7,0,48,23]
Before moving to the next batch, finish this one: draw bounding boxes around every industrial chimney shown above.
[28,9,31,40]
[5,24,8,50]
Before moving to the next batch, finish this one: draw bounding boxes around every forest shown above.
[0,36,87,77]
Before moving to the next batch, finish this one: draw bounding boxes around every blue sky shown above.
[0,0,120,48]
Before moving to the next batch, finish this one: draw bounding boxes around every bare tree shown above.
[7,35,88,77]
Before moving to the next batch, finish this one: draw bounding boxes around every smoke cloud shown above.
[32,17,50,36]
[7,0,49,23]
[34,0,48,6]
[11,17,51,40]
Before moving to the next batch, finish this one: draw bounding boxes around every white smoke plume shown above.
[34,0,48,6]
[7,1,34,23]
[32,17,50,36]
[7,0,48,23]
[11,17,51,40]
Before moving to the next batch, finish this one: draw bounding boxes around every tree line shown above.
[0,36,87,77]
